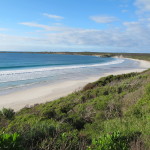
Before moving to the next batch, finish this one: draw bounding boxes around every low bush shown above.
[0,133,23,150]
[87,131,140,150]
[1,108,15,120]
[21,122,57,148]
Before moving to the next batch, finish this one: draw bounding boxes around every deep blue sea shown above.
[0,53,141,95]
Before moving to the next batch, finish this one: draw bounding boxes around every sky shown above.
[0,0,150,53]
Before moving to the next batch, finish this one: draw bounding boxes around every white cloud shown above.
[0,33,45,44]
[19,22,73,32]
[90,15,117,23]
[43,13,64,20]
[18,20,150,51]
[44,24,150,49]
[135,0,150,12]
[20,22,60,31]
[0,28,8,31]
[1,21,150,52]
[43,20,150,51]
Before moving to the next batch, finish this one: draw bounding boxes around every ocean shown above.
[0,53,141,95]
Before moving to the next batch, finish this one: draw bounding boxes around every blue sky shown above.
[0,0,150,53]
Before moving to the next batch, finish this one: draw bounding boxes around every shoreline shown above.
[0,58,150,111]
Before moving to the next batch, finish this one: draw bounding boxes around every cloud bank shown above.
[2,18,150,52]
[135,0,150,12]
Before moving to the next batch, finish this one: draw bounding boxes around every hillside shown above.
[0,55,150,150]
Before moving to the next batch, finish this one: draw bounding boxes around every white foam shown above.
[0,59,124,83]
[0,59,124,76]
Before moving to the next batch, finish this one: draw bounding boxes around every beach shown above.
[0,58,150,111]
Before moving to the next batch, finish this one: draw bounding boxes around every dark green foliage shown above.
[43,109,56,119]
[1,108,15,120]
[0,133,23,150]
[19,122,57,149]
[65,116,86,130]
[83,82,96,91]
[39,130,89,150]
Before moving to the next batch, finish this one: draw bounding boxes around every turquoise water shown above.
[0,53,140,95]
[0,53,115,70]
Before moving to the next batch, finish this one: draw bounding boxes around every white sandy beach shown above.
[0,59,150,111]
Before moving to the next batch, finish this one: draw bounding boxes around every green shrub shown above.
[21,121,57,149]
[39,130,86,150]
[43,109,56,119]
[87,132,137,150]
[83,82,96,91]
[0,133,23,150]
[65,116,86,130]
[2,108,15,120]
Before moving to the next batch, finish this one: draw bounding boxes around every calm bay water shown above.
[0,53,140,95]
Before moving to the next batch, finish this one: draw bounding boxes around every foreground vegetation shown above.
[0,67,150,149]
